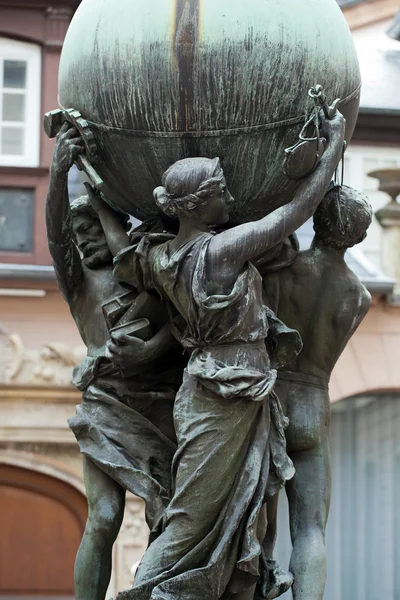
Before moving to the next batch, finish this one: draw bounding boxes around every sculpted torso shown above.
[263,241,371,454]
[265,246,371,380]
[70,266,127,356]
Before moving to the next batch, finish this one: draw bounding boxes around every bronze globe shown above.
[59,0,360,223]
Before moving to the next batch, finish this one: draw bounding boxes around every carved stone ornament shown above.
[0,325,86,387]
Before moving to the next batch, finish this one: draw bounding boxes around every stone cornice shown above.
[44,5,75,50]
[0,384,80,445]
[0,385,80,402]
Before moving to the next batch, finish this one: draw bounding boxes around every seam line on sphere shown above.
[59,84,361,139]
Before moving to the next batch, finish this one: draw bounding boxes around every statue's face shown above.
[72,213,112,268]
[199,179,233,227]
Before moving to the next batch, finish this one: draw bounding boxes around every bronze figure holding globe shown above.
[45,1,372,599]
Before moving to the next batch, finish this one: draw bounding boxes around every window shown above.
[0,38,41,168]
[0,188,34,252]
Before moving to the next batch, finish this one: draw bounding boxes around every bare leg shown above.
[286,439,331,600]
[258,493,293,600]
[75,456,125,600]
[264,493,279,557]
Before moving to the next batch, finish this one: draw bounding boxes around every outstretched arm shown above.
[209,111,346,279]
[46,123,85,302]
[84,184,129,257]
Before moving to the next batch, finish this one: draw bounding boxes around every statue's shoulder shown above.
[355,278,372,315]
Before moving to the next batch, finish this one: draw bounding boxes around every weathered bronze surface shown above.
[58,0,360,223]
[46,123,183,600]
[45,3,373,600]
[261,185,372,600]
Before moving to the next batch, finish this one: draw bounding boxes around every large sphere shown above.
[59,0,360,223]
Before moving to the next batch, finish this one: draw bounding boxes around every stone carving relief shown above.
[0,324,86,387]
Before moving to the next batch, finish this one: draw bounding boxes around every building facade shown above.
[0,2,148,597]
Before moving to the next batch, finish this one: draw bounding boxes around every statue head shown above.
[70,195,129,268]
[313,185,373,250]
[153,157,233,227]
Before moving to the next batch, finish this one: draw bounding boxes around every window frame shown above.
[0,38,41,168]
[0,186,35,253]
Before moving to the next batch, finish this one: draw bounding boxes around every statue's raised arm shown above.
[46,122,85,302]
[207,110,346,291]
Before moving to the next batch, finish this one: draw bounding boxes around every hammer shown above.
[44,108,104,190]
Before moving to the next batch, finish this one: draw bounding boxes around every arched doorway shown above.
[0,464,87,598]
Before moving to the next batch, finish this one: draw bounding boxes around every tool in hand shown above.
[44,108,104,190]
[283,84,341,181]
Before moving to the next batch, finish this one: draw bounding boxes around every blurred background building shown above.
[0,1,399,599]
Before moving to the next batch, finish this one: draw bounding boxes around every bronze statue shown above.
[46,123,183,600]
[42,2,372,598]
[262,185,372,600]
[73,107,347,600]
[44,87,375,600]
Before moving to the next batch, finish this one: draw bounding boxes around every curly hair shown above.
[70,195,131,231]
[154,157,224,217]
[313,185,372,249]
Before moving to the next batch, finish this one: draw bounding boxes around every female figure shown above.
[103,110,346,600]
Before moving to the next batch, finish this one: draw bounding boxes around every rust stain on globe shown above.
[59,0,361,223]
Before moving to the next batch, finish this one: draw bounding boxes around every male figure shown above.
[47,123,181,600]
[262,185,373,600]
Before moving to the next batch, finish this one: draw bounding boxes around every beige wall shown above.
[0,290,81,349]
[331,298,400,401]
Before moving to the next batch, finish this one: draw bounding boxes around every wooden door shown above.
[0,464,87,598]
